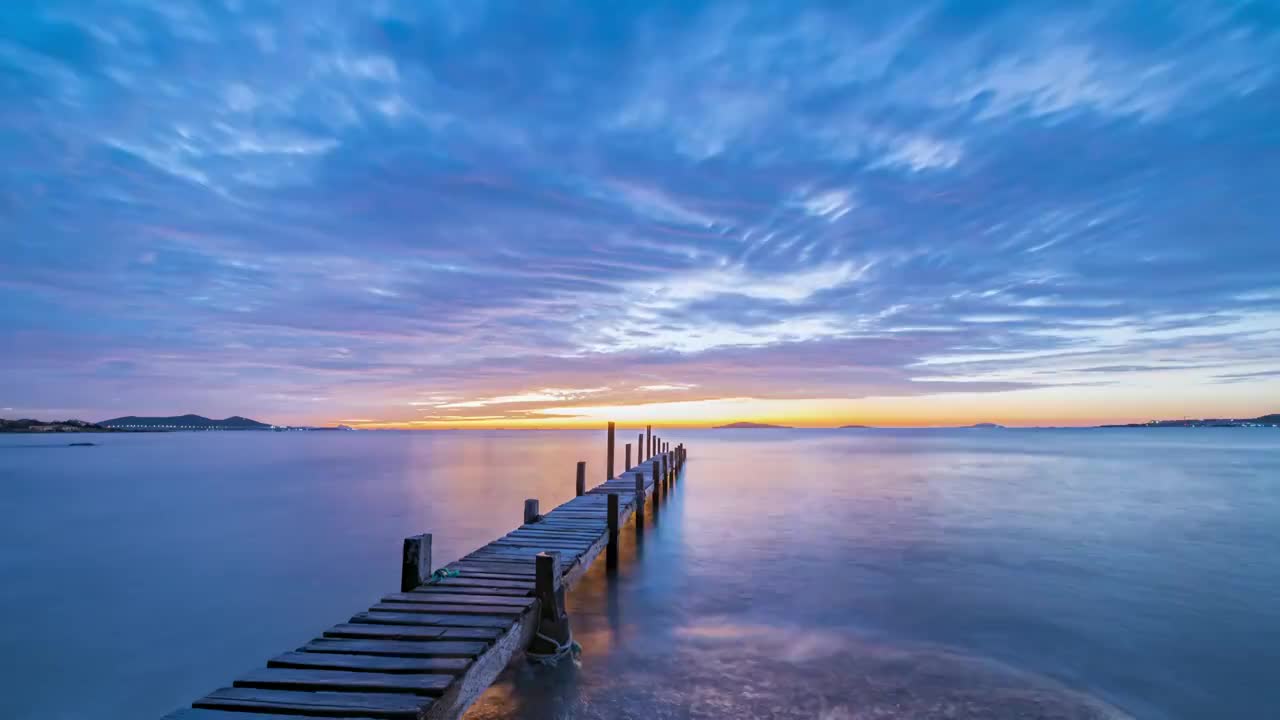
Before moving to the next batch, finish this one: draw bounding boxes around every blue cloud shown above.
[1,0,1278,423]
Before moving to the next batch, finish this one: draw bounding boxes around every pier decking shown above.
[163,429,686,720]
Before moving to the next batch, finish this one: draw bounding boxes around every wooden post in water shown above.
[646,425,652,457]
[524,498,540,525]
[625,443,631,470]
[662,455,668,491]
[400,533,432,592]
[575,461,586,497]
[528,551,571,660]
[638,432,644,461]
[651,460,659,501]
[607,492,620,570]
[634,472,645,530]
[607,421,616,480]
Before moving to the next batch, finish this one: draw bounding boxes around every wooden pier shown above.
[163,426,687,720]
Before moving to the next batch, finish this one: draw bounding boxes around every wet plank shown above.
[371,602,526,617]
[235,667,453,696]
[352,611,513,629]
[325,624,502,642]
[193,686,426,719]
[269,651,470,675]
[429,577,533,590]
[301,638,486,659]
[401,584,528,597]
[383,592,532,608]
[165,710,381,720]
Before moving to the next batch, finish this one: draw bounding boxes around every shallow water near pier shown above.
[1,429,1277,719]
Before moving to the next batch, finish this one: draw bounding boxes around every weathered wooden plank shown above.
[269,651,469,675]
[165,710,382,720]
[301,638,486,659]
[384,592,532,607]
[433,569,533,582]
[429,577,532,590]
[194,687,426,719]
[325,624,501,642]
[446,563,536,576]
[371,602,525,617]
[401,584,528,597]
[235,667,453,695]
[504,531,600,541]
[352,611,513,629]
[503,531,596,542]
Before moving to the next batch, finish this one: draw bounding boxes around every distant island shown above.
[99,414,274,430]
[1101,413,1279,428]
[839,424,873,429]
[713,422,792,429]
[0,418,120,433]
[967,423,1006,429]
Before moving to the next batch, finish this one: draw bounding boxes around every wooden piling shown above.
[575,461,586,497]
[646,425,652,457]
[400,534,432,592]
[524,499,540,525]
[634,472,645,530]
[534,551,563,618]
[607,492,619,570]
[625,443,631,470]
[607,421,616,480]
[637,432,644,461]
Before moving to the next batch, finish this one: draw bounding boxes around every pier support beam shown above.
[625,443,631,471]
[575,461,586,497]
[524,498,540,525]
[646,426,652,458]
[400,534,432,592]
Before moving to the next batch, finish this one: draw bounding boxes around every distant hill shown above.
[967,423,1006,429]
[99,414,273,430]
[713,422,792,429]
[0,418,118,433]
[839,424,872,429]
[1101,413,1279,428]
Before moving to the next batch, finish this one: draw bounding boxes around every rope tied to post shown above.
[426,568,460,584]
[526,629,581,665]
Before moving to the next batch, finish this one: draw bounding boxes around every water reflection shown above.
[467,479,1128,719]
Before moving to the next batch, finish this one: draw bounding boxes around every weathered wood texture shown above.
[166,441,684,720]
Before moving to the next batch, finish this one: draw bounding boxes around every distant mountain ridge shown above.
[713,421,792,429]
[99,414,273,430]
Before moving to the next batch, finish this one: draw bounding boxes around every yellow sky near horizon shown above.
[330,379,1280,429]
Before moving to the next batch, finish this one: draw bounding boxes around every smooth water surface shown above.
[1,429,1277,719]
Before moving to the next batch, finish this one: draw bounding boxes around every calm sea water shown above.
[1,429,1277,719]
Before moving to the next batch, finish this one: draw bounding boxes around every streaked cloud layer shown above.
[2,1,1278,427]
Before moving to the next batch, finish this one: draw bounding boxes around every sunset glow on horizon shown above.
[3,2,1278,428]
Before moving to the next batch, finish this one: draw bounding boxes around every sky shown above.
[2,1,1279,429]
